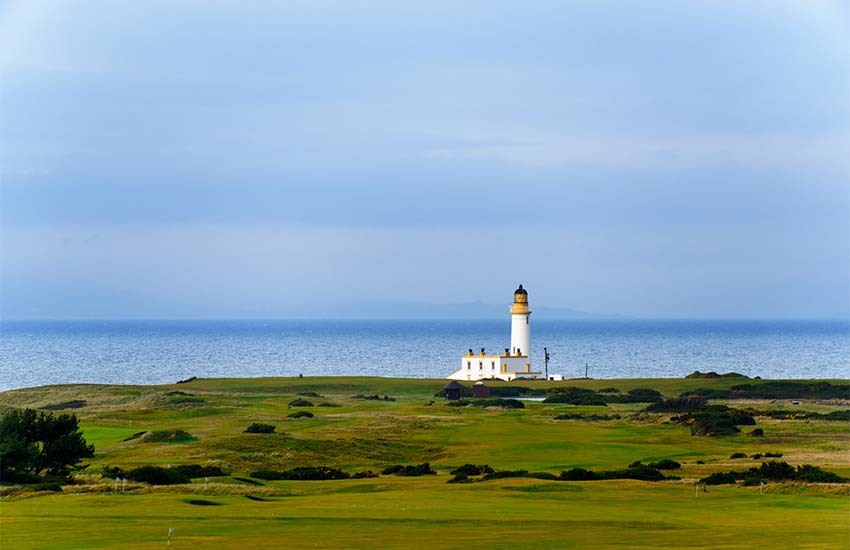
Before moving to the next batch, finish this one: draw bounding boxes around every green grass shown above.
[1,376,848,549]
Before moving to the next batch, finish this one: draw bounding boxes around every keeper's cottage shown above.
[447,284,545,381]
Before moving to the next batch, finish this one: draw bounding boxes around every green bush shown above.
[126,466,190,485]
[381,463,436,476]
[287,411,314,419]
[543,388,607,406]
[700,472,739,485]
[287,399,314,408]
[175,464,228,478]
[250,466,350,481]
[244,423,275,434]
[646,397,707,412]
[144,430,195,442]
[749,428,764,437]
[730,452,747,459]
[447,474,471,484]
[450,464,494,476]
[480,470,528,481]
[352,470,379,479]
[559,468,601,481]
[648,459,681,470]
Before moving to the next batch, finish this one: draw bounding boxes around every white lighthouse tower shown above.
[447,284,544,381]
[510,284,531,357]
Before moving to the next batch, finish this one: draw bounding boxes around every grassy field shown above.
[1,376,848,549]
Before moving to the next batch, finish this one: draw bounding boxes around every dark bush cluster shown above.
[683,381,850,400]
[700,461,848,485]
[287,411,314,419]
[251,466,350,481]
[558,462,673,482]
[757,409,850,422]
[353,395,396,401]
[646,397,708,412]
[287,399,314,408]
[352,470,379,479]
[667,404,756,437]
[646,459,681,470]
[244,423,276,433]
[543,388,607,406]
[103,464,228,485]
[381,463,436,476]
[450,464,495,476]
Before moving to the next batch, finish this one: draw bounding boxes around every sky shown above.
[0,1,848,319]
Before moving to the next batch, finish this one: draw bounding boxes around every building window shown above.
[466,362,471,369]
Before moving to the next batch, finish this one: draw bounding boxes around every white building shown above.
[447,284,547,381]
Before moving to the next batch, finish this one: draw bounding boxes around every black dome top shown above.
[514,284,527,295]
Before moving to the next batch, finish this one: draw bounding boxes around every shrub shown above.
[244,423,275,434]
[597,387,621,394]
[126,466,190,485]
[450,464,494,476]
[317,403,340,407]
[648,459,681,470]
[559,468,600,481]
[381,463,436,476]
[601,464,666,482]
[730,452,747,459]
[624,388,663,403]
[646,397,707,412]
[480,470,528,481]
[296,392,321,397]
[749,428,764,437]
[144,430,195,442]
[353,395,396,401]
[287,399,313,408]
[526,472,559,480]
[287,411,314,419]
[175,464,228,478]
[447,474,471,484]
[700,472,739,485]
[543,388,607,406]
[250,466,350,481]
[794,464,848,483]
[751,453,762,460]
[764,452,783,458]
[352,470,379,479]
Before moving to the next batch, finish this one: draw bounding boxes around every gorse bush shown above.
[381,463,436,476]
[699,461,848,485]
[450,464,494,476]
[244,423,275,434]
[287,411,314,419]
[251,466,350,481]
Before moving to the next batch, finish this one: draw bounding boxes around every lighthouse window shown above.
[466,362,471,369]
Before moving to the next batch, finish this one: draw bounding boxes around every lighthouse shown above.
[447,284,547,381]
[510,284,531,357]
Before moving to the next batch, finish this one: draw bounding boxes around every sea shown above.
[0,319,848,391]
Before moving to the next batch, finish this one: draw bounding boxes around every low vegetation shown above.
[243,423,276,434]
[700,461,848,485]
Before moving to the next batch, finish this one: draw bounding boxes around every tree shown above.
[0,409,94,481]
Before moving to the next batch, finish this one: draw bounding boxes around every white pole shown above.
[204,477,209,493]
[760,481,764,495]
[115,477,119,491]
[695,483,698,499]
[122,478,126,493]
[168,528,174,547]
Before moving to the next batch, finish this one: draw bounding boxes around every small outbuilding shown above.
[472,381,491,398]
[443,380,465,401]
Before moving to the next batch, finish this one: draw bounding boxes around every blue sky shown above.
[1,1,848,318]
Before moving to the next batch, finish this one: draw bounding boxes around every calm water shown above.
[0,319,848,391]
